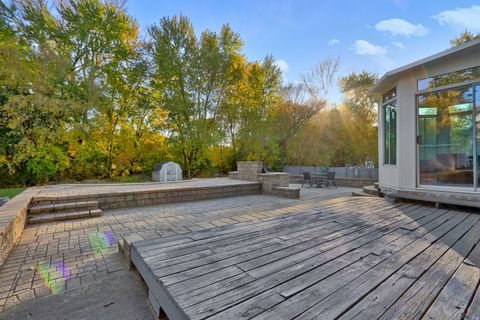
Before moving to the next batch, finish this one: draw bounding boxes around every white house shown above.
[372,38,480,207]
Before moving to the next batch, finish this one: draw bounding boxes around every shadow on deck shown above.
[124,196,480,320]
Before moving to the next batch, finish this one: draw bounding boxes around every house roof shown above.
[371,37,480,94]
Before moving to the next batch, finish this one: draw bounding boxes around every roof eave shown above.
[370,38,480,94]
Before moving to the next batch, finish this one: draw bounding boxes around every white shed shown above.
[152,162,182,182]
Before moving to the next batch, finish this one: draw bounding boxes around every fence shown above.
[283,166,378,180]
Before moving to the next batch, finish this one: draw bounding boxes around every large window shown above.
[418,86,474,187]
[383,89,397,165]
[418,66,480,91]
[476,85,480,188]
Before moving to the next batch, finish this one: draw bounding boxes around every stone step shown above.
[352,191,373,197]
[363,185,379,196]
[28,209,103,224]
[29,200,99,214]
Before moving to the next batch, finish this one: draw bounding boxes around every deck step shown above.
[29,200,99,214]
[28,209,103,224]
[352,191,373,197]
[363,185,379,196]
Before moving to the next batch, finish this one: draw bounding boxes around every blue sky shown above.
[126,0,480,103]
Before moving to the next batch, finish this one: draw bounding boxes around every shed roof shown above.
[371,38,480,94]
[152,161,179,171]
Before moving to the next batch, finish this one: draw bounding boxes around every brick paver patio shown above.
[0,185,356,313]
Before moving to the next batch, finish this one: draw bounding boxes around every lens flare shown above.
[87,231,115,255]
[37,261,69,294]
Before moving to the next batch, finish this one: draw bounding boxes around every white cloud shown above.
[328,39,340,46]
[375,18,428,37]
[353,40,387,55]
[353,40,396,70]
[434,5,480,32]
[274,59,288,73]
[392,41,405,49]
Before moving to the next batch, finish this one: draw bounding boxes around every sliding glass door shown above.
[418,86,474,187]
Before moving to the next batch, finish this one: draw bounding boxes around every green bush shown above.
[26,146,69,184]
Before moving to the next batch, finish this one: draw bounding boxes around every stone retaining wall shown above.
[229,161,299,199]
[33,183,262,210]
[289,175,376,187]
[271,187,301,199]
[233,161,263,180]
[0,188,39,266]
[257,173,290,192]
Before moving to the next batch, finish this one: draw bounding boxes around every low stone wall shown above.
[33,183,262,210]
[233,161,263,180]
[289,175,304,184]
[289,174,376,187]
[0,188,39,266]
[271,187,300,199]
[229,161,299,199]
[257,173,290,192]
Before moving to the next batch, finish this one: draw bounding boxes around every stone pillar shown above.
[228,161,298,198]
[236,161,263,180]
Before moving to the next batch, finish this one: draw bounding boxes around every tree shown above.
[450,30,480,47]
[1,3,304,185]
[149,15,245,178]
[285,70,379,167]
[302,57,340,101]
[0,1,75,184]
[274,57,339,166]
[338,71,379,165]
[233,57,283,168]
[0,0,158,184]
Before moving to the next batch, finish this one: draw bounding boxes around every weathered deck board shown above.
[159,203,422,288]
[296,213,473,320]
[136,197,404,256]
[129,197,480,320]
[422,261,480,320]
[336,213,480,320]
[257,211,468,320]
[376,215,480,320]
[155,201,415,286]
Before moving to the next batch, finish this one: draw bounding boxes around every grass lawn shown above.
[0,188,26,199]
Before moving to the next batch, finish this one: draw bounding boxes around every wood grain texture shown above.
[129,197,480,320]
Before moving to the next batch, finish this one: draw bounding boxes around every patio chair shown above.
[301,172,313,187]
[324,171,337,188]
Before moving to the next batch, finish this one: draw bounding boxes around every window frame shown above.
[415,82,480,190]
[382,90,397,166]
[417,65,480,91]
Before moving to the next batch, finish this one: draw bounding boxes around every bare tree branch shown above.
[302,56,340,101]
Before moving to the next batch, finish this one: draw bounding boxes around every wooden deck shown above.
[130,196,480,320]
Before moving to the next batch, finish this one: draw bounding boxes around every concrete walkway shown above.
[0,270,154,320]
[0,185,357,318]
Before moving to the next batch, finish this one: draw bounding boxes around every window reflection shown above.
[476,85,480,188]
[418,87,474,187]
[384,102,397,165]
[382,88,396,103]
[418,66,480,91]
